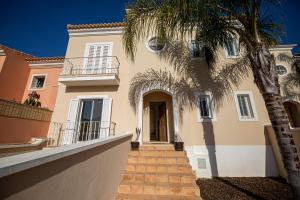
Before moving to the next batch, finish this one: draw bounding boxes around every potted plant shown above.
[24,91,41,107]
[131,128,141,150]
[174,134,184,151]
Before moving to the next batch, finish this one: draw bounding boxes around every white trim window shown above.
[30,74,47,90]
[63,95,112,145]
[234,91,258,121]
[225,37,239,58]
[275,65,288,76]
[146,37,165,53]
[197,92,216,122]
[84,42,113,74]
[189,40,205,59]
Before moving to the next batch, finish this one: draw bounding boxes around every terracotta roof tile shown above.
[67,22,126,30]
[26,57,65,63]
[0,44,33,58]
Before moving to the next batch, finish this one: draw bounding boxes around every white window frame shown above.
[275,65,289,76]
[189,40,205,60]
[196,92,217,122]
[29,74,47,90]
[145,36,166,53]
[234,91,258,121]
[83,42,113,72]
[224,37,240,59]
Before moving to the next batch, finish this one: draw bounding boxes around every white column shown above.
[172,95,179,138]
[137,94,143,144]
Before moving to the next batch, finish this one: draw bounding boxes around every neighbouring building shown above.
[0,45,63,143]
[23,57,64,110]
[0,45,32,102]
[49,21,300,178]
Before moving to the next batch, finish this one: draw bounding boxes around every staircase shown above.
[116,144,201,200]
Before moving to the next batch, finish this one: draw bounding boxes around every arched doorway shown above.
[142,91,175,143]
[283,101,300,128]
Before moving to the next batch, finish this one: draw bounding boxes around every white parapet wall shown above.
[0,133,132,200]
[185,145,279,178]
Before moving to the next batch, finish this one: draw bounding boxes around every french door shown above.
[63,97,112,145]
[78,99,103,141]
[84,43,112,74]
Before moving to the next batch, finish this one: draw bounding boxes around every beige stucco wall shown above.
[0,135,131,200]
[51,30,294,147]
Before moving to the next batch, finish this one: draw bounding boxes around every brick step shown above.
[116,193,201,200]
[129,151,186,157]
[126,163,191,173]
[128,156,189,165]
[140,145,175,151]
[122,173,196,184]
[120,181,198,188]
[118,184,200,197]
[125,164,193,174]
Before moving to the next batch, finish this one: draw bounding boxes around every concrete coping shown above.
[0,133,132,178]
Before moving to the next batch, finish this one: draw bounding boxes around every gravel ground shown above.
[197,177,294,200]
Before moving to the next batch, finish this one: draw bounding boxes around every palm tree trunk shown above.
[249,44,300,198]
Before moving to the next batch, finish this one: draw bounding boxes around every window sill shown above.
[226,55,241,59]
[238,117,258,122]
[29,87,45,91]
[197,118,217,123]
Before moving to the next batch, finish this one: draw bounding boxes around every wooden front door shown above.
[150,102,168,142]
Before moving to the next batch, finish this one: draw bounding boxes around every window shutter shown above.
[94,45,102,73]
[100,97,112,138]
[101,45,111,73]
[63,99,79,145]
[86,45,95,69]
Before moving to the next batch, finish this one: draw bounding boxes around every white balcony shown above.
[58,56,120,86]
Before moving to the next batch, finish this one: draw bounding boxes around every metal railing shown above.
[47,121,116,147]
[61,56,120,76]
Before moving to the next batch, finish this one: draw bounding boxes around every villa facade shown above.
[50,22,300,178]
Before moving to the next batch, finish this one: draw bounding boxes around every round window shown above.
[147,37,165,52]
[275,65,288,76]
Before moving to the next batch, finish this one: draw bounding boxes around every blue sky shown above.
[0,0,299,57]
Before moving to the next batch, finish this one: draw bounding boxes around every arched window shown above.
[275,65,288,76]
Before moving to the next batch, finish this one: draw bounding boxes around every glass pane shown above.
[148,37,165,51]
[80,100,93,121]
[199,95,210,117]
[31,77,38,88]
[226,38,238,56]
[275,65,287,75]
[92,99,103,121]
[36,77,45,88]
[191,41,201,57]
[238,94,254,118]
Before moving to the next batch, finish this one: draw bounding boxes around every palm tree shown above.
[123,0,300,196]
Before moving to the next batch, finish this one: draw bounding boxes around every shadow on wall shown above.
[202,120,219,177]
[264,131,280,177]
[65,85,119,93]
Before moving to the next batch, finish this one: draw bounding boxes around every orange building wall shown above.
[0,55,6,73]
[22,65,62,110]
[0,48,30,102]
[0,116,50,143]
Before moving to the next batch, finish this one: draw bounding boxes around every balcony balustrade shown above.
[47,121,116,147]
[58,56,120,86]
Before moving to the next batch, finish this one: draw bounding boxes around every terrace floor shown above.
[197,177,293,200]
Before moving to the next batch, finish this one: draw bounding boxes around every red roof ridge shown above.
[26,57,65,63]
